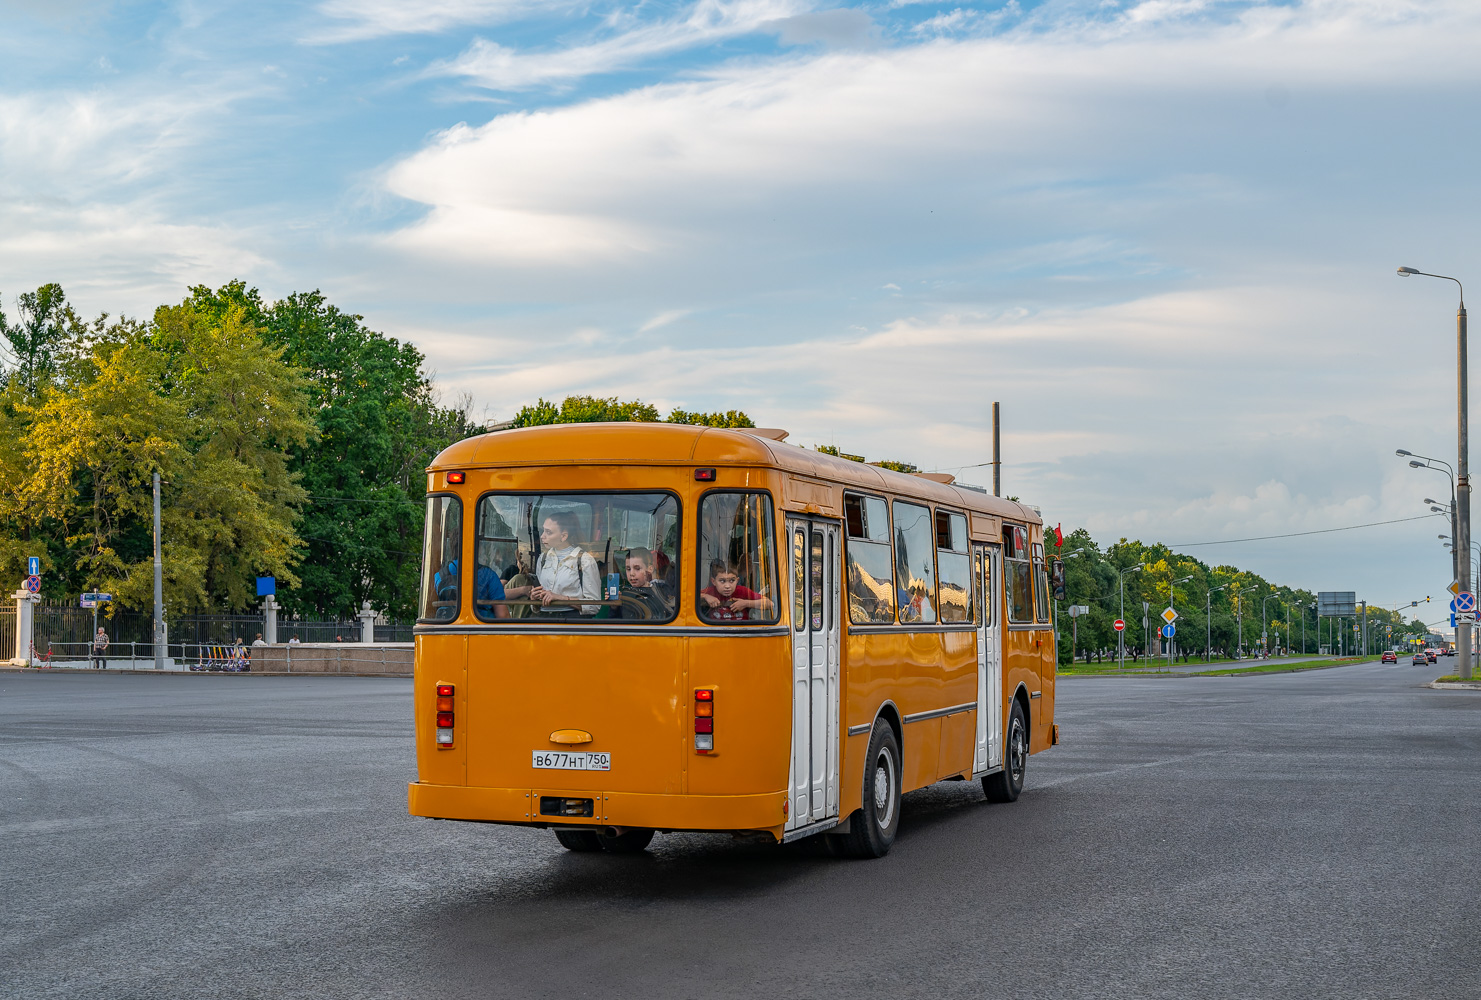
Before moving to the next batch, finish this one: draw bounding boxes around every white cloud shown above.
[427,0,816,90]
[309,0,568,43]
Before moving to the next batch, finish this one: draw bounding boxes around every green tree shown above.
[512,395,661,426]
[21,300,313,611]
[666,408,754,427]
[184,281,479,620]
[0,283,71,396]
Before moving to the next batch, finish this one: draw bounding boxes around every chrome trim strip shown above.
[782,816,840,843]
[412,625,790,638]
[1029,690,1042,699]
[971,765,1003,779]
[903,701,977,724]
[846,723,872,736]
[1007,623,1051,632]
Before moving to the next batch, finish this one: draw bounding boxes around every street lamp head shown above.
[1410,460,1425,468]
[1398,266,1419,276]
[1397,449,1413,457]
[1433,506,1447,513]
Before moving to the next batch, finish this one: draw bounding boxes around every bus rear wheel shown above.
[554,829,603,852]
[596,829,655,854]
[983,700,1027,803]
[829,719,901,859]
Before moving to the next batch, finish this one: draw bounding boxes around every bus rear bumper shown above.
[408,781,788,836]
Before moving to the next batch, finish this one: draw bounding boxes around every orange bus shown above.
[408,423,1059,857]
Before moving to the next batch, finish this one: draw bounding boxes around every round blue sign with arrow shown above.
[1161,623,1175,638]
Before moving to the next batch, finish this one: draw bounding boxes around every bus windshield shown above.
[470,492,679,622]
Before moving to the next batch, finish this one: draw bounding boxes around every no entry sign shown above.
[1113,619,1125,632]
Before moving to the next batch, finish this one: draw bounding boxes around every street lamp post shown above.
[1119,563,1143,671]
[1305,600,1314,654]
[1233,586,1245,659]
[1397,265,1471,680]
[1262,594,1278,659]
[1206,584,1227,663]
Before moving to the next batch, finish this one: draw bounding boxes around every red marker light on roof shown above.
[694,468,716,482]
[446,472,465,484]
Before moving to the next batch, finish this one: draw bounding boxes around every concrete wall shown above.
[250,643,412,676]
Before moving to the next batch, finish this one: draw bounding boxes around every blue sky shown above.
[4,0,1480,616]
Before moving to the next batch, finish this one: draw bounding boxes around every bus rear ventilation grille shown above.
[539,797,595,818]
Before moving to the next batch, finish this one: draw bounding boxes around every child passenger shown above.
[700,560,774,621]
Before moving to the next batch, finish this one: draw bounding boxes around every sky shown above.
[2,0,1479,620]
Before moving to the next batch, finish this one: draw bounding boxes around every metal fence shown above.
[23,605,413,652]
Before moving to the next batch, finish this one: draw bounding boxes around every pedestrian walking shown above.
[91,627,109,670]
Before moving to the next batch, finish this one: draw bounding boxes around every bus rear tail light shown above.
[694,689,714,753]
[435,684,455,747]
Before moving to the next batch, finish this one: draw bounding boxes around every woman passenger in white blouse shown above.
[506,512,601,611]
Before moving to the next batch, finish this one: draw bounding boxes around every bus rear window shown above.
[698,492,779,625]
[419,495,463,622]
[470,492,679,623]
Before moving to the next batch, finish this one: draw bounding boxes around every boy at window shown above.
[617,547,672,619]
[701,560,773,621]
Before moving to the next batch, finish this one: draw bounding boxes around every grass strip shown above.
[1187,656,1364,677]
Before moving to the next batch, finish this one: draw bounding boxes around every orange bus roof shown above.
[429,423,1041,524]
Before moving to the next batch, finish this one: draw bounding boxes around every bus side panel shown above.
[937,629,978,778]
[1037,637,1056,753]
[684,634,791,800]
[414,634,468,788]
[1003,627,1040,747]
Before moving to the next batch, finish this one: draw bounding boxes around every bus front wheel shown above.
[983,700,1027,803]
[830,719,901,859]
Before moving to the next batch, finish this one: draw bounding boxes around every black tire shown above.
[554,829,603,852]
[830,719,902,859]
[983,699,1028,803]
[595,829,655,854]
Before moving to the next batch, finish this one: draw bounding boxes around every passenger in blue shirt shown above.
[433,559,509,619]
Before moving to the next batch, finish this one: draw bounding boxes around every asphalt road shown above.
[3,661,1479,999]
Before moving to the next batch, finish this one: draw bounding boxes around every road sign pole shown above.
[153,472,164,671]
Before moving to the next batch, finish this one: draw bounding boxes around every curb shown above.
[1428,680,1481,691]
[1061,659,1366,679]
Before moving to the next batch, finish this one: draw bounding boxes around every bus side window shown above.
[792,527,806,632]
[843,493,895,624]
[1003,524,1033,623]
[893,501,936,625]
[935,510,971,623]
[418,495,463,622]
[1032,542,1051,623]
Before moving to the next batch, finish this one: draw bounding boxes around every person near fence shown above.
[252,633,266,646]
[92,627,109,670]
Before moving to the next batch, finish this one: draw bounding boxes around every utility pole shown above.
[991,402,1001,497]
[153,472,163,670]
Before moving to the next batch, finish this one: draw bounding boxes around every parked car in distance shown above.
[1413,653,1429,666]
[1381,651,1398,663]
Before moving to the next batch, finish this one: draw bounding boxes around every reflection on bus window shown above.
[844,494,894,624]
[1004,523,1033,623]
[470,493,679,623]
[418,496,462,622]
[792,528,806,632]
[698,493,778,624]
[936,510,972,623]
[1033,542,1051,623]
[893,501,936,624]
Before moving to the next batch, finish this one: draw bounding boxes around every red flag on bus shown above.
[1054,523,1063,547]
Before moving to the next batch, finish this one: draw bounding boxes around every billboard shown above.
[1317,591,1357,617]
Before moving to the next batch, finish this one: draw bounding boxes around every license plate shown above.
[532,750,611,771]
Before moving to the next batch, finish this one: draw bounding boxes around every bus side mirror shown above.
[1051,560,1066,600]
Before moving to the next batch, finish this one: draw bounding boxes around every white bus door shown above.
[974,544,1004,774]
[786,517,841,833]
